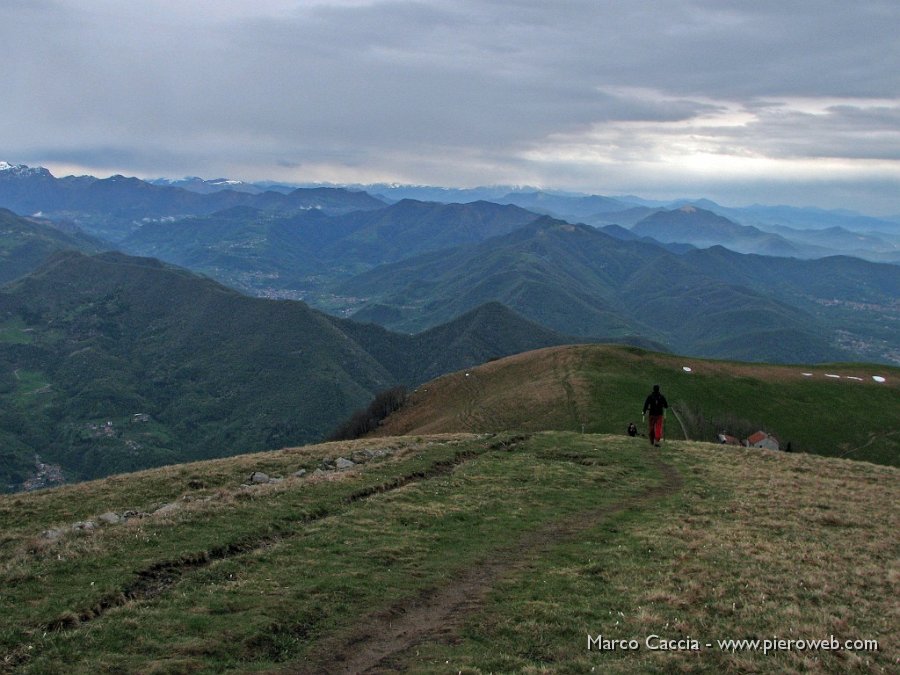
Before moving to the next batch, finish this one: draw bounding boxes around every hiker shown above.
[627,422,637,437]
[642,384,668,447]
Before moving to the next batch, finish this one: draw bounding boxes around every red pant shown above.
[648,415,664,444]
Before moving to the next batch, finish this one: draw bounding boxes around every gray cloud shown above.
[1,0,898,213]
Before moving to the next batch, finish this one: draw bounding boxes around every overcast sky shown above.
[2,0,899,214]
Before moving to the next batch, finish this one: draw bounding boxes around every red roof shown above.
[747,431,769,445]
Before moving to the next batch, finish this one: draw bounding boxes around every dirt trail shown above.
[456,370,485,431]
[839,429,899,459]
[27,438,515,649]
[554,356,583,431]
[291,452,683,674]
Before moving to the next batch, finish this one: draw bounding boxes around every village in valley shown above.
[14,413,157,492]
[20,455,64,492]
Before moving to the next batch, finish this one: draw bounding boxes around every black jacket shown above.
[643,391,668,416]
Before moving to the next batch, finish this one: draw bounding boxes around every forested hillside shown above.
[0,251,578,489]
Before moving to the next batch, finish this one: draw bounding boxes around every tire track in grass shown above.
[457,369,486,432]
[4,436,526,672]
[292,450,683,674]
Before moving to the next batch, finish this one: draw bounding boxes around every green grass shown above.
[380,344,900,466]
[0,433,652,672]
[1,432,896,673]
[0,319,33,345]
[414,442,897,674]
[580,350,900,465]
[8,370,55,420]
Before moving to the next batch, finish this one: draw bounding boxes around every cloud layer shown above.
[2,0,898,213]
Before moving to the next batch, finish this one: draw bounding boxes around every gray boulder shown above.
[153,502,180,516]
[97,512,121,525]
[351,450,374,463]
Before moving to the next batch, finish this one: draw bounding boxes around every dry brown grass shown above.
[376,345,593,436]
[623,443,899,672]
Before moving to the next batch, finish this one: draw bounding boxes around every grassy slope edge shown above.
[376,344,900,466]
[0,432,897,673]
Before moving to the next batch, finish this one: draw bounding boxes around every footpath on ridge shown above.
[291,448,683,674]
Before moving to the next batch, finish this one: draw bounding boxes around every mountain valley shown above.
[0,162,898,492]
[0,250,579,489]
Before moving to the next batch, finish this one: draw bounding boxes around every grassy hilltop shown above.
[377,344,900,466]
[1,344,897,672]
[0,432,897,673]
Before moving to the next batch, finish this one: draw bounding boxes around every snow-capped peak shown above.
[0,161,49,177]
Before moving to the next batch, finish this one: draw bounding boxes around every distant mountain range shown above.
[119,199,541,300]
[2,163,899,490]
[1,166,898,365]
[0,250,582,489]
[625,205,900,261]
[5,162,899,241]
[0,162,385,241]
[123,200,900,368]
[340,217,899,363]
[115,201,899,364]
